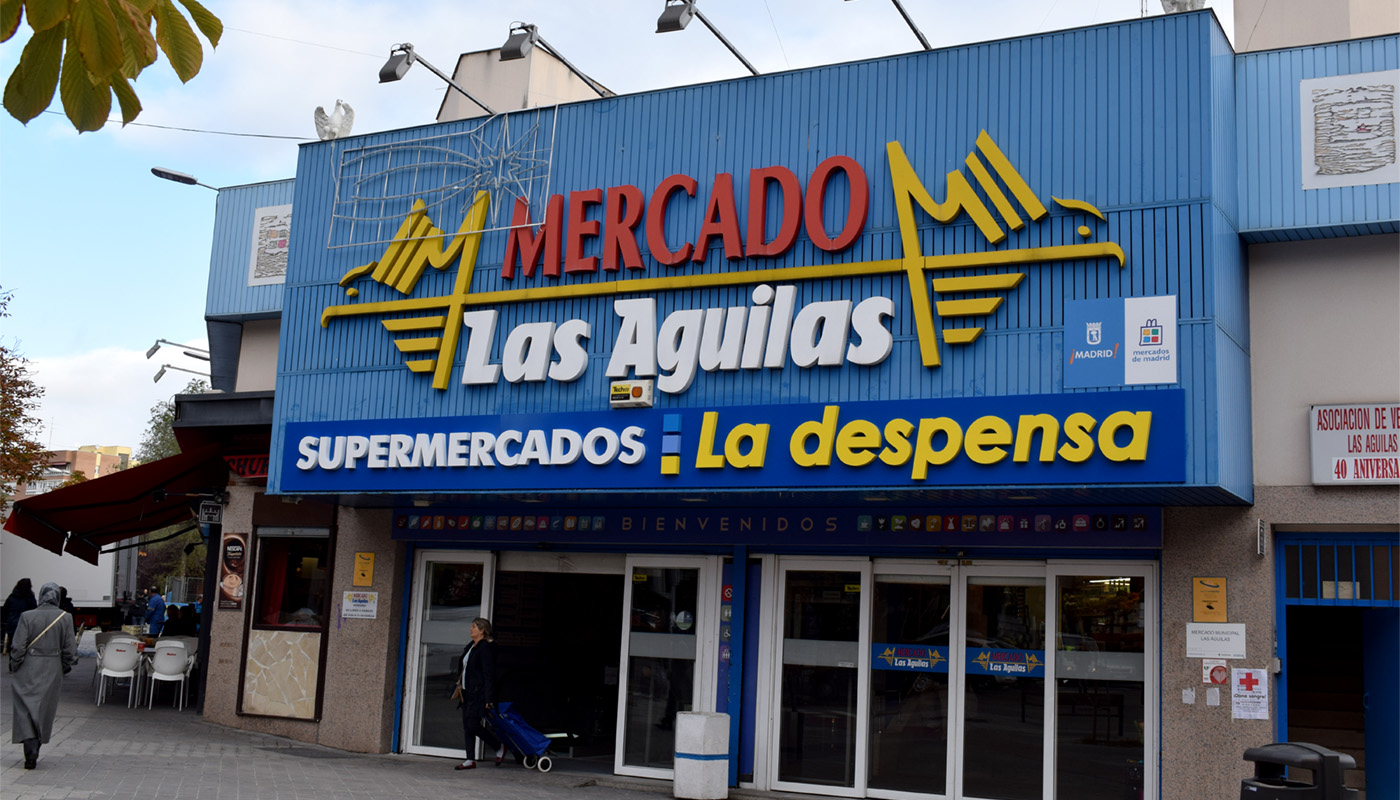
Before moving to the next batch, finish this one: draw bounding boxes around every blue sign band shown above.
[281,390,1186,494]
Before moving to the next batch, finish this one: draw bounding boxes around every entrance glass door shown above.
[762,559,1156,799]
[956,571,1047,800]
[402,550,494,758]
[1048,565,1154,800]
[868,565,955,799]
[616,555,719,779]
[771,559,872,797]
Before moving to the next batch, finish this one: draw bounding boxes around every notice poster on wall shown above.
[1192,577,1227,622]
[217,531,246,610]
[1232,668,1269,720]
[341,591,378,620]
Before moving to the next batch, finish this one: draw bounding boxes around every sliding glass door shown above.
[763,558,1156,800]
[402,550,494,758]
[616,555,719,779]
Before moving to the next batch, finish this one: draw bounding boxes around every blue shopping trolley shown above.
[487,701,554,772]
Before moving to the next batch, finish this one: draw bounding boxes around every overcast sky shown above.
[0,0,1234,452]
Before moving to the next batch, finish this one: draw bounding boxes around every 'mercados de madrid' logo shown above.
[320,131,1126,390]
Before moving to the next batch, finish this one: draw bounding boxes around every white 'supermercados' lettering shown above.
[295,426,646,472]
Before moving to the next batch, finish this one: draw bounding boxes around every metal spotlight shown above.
[656,0,696,32]
[378,47,415,83]
[500,23,538,61]
[498,22,611,97]
[654,1,758,76]
[378,42,496,115]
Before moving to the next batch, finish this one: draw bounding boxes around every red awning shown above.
[3,446,228,565]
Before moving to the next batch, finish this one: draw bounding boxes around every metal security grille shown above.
[1280,535,1400,607]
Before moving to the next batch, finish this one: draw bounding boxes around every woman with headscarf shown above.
[453,616,506,770]
[9,582,78,769]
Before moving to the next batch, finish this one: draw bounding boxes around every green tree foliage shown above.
[135,376,205,464]
[2,0,223,132]
[137,526,203,594]
[135,376,209,592]
[56,467,87,487]
[0,289,47,511]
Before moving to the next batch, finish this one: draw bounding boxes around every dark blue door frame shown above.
[1274,532,1399,792]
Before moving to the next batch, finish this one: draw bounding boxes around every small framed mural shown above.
[248,204,292,286]
[1300,70,1399,190]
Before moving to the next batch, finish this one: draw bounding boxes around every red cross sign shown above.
[1238,671,1260,692]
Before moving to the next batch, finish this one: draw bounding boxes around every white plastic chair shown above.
[96,641,142,707]
[92,633,140,687]
[145,641,192,710]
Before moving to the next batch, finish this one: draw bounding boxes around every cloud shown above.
[29,342,212,452]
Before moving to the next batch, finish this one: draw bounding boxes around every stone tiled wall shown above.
[1161,485,1398,799]
[202,487,403,751]
[242,629,320,718]
[317,506,403,753]
[1161,505,1274,800]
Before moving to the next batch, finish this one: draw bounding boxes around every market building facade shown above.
[7,8,1395,800]
[179,11,1400,800]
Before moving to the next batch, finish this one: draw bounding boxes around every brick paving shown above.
[0,635,724,800]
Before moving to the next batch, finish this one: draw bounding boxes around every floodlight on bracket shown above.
[656,1,760,76]
[499,22,612,98]
[379,42,497,116]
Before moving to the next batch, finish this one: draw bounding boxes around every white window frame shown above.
[400,548,495,759]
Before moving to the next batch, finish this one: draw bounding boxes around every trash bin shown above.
[1241,742,1358,799]
[674,711,729,800]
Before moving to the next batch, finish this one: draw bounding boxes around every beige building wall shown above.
[234,319,281,393]
[1234,0,1399,51]
[437,48,608,122]
[1250,235,1400,488]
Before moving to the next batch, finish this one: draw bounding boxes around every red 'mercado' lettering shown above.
[501,156,871,281]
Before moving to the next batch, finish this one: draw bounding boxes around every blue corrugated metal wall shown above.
[269,11,1251,498]
[205,180,295,319]
[1236,35,1400,237]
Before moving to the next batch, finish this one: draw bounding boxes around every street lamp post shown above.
[151,167,219,191]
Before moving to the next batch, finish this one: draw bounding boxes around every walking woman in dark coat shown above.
[9,582,77,769]
[453,616,505,770]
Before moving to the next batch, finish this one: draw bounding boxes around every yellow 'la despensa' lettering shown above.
[788,405,1151,479]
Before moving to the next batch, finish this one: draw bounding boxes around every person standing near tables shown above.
[126,590,146,627]
[2,579,37,655]
[145,588,166,637]
[453,617,506,771]
[57,587,78,634]
[9,582,77,769]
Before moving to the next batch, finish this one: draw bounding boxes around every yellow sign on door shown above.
[354,552,375,587]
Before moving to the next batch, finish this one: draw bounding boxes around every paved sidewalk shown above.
[0,636,683,800]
